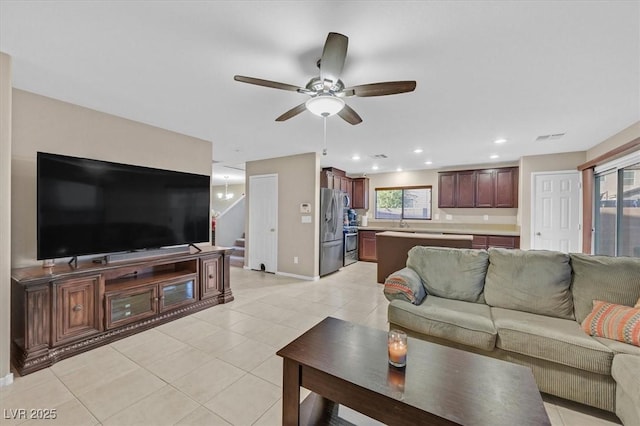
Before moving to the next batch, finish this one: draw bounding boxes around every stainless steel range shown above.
[343,226,358,266]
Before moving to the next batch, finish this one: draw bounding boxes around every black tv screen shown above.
[37,152,210,260]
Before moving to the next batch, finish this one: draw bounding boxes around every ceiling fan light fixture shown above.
[305,95,345,117]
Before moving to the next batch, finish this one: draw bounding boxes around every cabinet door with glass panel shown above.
[105,285,159,329]
[159,276,198,312]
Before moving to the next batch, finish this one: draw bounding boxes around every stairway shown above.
[230,235,245,268]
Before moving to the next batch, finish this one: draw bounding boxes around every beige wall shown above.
[11,89,212,268]
[518,151,587,249]
[360,161,520,227]
[586,121,640,161]
[1,53,13,383]
[245,152,319,278]
[212,183,246,214]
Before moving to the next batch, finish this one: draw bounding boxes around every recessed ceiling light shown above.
[424,161,433,165]
[396,167,403,172]
[413,148,423,154]
[352,155,360,160]
[494,138,507,144]
[490,154,500,159]
[372,165,379,170]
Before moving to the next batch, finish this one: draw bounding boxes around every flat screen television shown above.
[37,152,210,260]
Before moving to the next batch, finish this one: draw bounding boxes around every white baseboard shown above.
[0,372,14,387]
[240,266,319,281]
[276,271,319,281]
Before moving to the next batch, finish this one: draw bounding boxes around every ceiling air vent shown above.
[535,133,565,142]
[370,154,388,159]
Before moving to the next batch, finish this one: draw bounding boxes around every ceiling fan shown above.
[234,32,416,125]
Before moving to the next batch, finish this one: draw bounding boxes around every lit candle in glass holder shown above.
[388,330,407,367]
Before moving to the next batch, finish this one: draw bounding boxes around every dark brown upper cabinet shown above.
[438,172,457,208]
[352,177,369,209]
[438,167,518,208]
[475,169,496,207]
[494,167,518,207]
[456,171,476,208]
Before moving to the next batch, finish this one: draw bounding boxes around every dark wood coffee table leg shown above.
[283,358,301,425]
[283,358,340,426]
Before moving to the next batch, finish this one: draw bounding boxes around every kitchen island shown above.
[375,231,474,283]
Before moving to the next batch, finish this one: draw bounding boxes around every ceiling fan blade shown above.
[234,75,303,92]
[337,104,362,125]
[275,103,307,122]
[343,81,417,97]
[320,32,348,85]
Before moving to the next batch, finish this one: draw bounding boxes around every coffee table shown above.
[277,317,550,426]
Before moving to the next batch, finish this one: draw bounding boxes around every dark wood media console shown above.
[11,246,234,375]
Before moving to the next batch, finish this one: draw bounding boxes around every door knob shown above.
[270,228,275,232]
[536,232,541,236]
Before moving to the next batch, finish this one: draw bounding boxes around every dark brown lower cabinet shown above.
[53,275,103,345]
[201,254,223,299]
[359,231,378,262]
[472,235,520,249]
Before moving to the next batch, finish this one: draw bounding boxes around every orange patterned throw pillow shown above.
[383,267,427,305]
[582,300,640,347]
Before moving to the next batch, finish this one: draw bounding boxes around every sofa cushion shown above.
[612,355,640,426]
[484,249,574,319]
[611,355,640,425]
[581,300,640,347]
[491,307,613,375]
[570,253,640,323]
[388,296,496,351]
[594,337,640,356]
[383,267,427,305]
[406,247,488,303]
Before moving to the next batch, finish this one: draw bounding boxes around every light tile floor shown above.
[1,262,622,425]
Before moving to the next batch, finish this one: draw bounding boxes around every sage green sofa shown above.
[386,247,640,421]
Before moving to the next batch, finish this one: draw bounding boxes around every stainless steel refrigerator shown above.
[320,188,344,276]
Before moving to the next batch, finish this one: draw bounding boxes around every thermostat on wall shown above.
[300,203,311,214]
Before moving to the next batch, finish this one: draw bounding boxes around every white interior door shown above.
[532,171,581,252]
[248,174,278,272]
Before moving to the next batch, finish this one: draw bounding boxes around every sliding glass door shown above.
[594,155,640,257]
[620,164,640,257]
[594,171,617,256]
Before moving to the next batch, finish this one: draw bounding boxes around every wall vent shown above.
[535,133,565,142]
[370,154,388,159]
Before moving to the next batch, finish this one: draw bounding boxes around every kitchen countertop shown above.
[358,225,520,237]
[376,231,474,240]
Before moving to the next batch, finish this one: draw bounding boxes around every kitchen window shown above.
[375,186,432,220]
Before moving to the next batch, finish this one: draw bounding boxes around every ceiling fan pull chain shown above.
[322,116,327,156]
